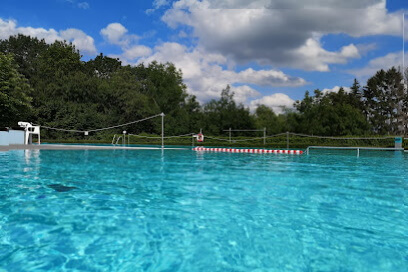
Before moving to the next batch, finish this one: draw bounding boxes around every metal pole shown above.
[229,127,231,143]
[263,127,266,145]
[192,135,194,147]
[161,112,165,148]
[286,131,289,149]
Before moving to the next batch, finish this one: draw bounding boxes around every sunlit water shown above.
[1,148,407,271]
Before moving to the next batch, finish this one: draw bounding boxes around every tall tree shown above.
[0,34,48,80]
[0,53,33,127]
[85,53,122,79]
[295,88,369,135]
[363,67,406,135]
[203,85,254,135]
[254,105,283,134]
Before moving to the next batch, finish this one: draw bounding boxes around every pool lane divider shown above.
[193,147,303,155]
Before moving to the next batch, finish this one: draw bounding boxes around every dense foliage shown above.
[0,35,407,138]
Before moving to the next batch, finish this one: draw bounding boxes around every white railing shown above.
[306,146,404,157]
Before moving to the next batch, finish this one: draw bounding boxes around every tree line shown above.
[1,34,407,139]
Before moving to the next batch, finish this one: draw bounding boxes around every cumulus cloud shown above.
[153,0,170,9]
[161,0,402,71]
[199,0,386,9]
[238,68,307,86]
[100,23,139,47]
[60,28,96,55]
[146,0,170,13]
[99,21,310,110]
[231,85,260,104]
[322,86,351,94]
[349,51,407,79]
[0,18,97,55]
[249,93,295,114]
[123,45,153,59]
[136,42,307,102]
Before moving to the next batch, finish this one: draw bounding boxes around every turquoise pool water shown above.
[1,149,407,271]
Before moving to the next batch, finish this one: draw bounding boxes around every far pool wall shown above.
[0,130,8,146]
[8,130,25,145]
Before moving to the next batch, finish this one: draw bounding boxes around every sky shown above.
[0,0,407,113]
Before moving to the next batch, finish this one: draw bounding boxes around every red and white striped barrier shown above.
[193,147,303,155]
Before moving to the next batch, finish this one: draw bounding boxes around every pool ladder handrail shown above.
[112,134,123,145]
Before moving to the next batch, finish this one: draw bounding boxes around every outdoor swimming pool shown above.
[1,148,407,271]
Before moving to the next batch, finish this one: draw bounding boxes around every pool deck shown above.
[0,144,188,151]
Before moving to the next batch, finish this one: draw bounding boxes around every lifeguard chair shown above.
[18,122,41,144]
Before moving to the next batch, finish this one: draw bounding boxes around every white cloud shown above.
[249,93,295,114]
[161,0,403,71]
[77,2,90,10]
[146,0,171,14]
[238,68,307,86]
[136,42,307,102]
[153,0,170,9]
[349,51,407,79]
[291,39,360,71]
[231,85,260,104]
[322,86,351,94]
[100,23,138,47]
[60,28,97,55]
[99,21,307,110]
[0,18,97,55]
[123,45,152,59]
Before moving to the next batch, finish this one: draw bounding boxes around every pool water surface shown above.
[0,149,407,271]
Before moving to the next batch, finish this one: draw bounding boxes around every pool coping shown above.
[0,144,189,151]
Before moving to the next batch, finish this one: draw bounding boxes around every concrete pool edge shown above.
[0,144,189,151]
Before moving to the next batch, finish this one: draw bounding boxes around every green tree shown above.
[134,61,187,114]
[0,34,48,80]
[0,53,33,126]
[363,67,405,135]
[254,105,283,134]
[203,85,254,135]
[85,53,122,79]
[294,88,369,135]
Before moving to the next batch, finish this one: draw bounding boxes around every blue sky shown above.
[0,0,407,112]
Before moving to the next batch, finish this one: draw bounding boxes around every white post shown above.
[161,113,165,149]
[229,128,231,143]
